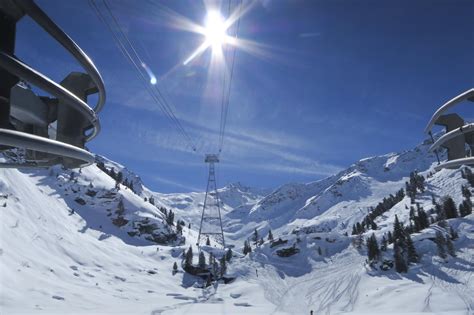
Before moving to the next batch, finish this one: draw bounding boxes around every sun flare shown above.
[181,3,259,66]
[204,10,228,49]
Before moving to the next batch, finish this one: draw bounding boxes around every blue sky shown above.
[15,0,474,192]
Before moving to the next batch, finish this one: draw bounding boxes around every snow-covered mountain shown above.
[152,181,271,230]
[244,138,442,233]
[1,135,473,314]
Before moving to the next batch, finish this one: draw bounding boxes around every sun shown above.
[204,10,228,49]
[182,5,256,66]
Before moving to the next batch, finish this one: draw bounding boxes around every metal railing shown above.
[426,88,474,170]
[0,0,106,168]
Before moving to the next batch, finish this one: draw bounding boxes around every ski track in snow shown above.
[264,250,364,315]
[425,264,474,314]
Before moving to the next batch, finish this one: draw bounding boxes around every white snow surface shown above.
[1,137,473,315]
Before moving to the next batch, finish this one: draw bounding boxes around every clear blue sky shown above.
[15,0,474,192]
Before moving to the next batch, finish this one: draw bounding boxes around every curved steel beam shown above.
[0,52,100,141]
[15,0,106,114]
[434,157,474,171]
[0,128,94,167]
[425,88,474,133]
[430,123,474,152]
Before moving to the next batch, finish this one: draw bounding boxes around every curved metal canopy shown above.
[434,157,474,171]
[425,88,474,133]
[0,0,106,168]
[430,123,474,152]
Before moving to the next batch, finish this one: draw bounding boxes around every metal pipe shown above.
[0,128,94,167]
[0,52,100,141]
[430,124,474,153]
[434,157,474,171]
[425,88,474,133]
[15,0,106,114]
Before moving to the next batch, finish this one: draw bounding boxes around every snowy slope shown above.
[242,166,474,315]
[244,137,444,236]
[1,135,473,314]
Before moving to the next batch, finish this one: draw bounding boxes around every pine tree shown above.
[109,167,116,179]
[461,185,472,199]
[370,220,377,230]
[394,242,407,273]
[198,251,206,269]
[188,223,191,229]
[449,226,459,240]
[209,252,214,267]
[225,248,232,262]
[220,256,226,277]
[172,262,178,274]
[405,234,419,264]
[407,222,414,234]
[117,171,123,184]
[212,257,218,277]
[443,196,458,219]
[176,223,183,235]
[351,224,357,235]
[243,240,252,255]
[166,210,174,226]
[206,237,211,246]
[435,203,445,221]
[459,199,472,217]
[353,233,364,249]
[185,246,193,268]
[435,231,447,259]
[387,231,393,244]
[446,236,456,257]
[367,233,380,261]
[206,274,212,287]
[417,208,429,230]
[268,229,274,242]
[356,222,365,234]
[253,228,259,244]
[380,236,388,251]
[393,215,405,242]
[116,198,125,215]
[258,238,264,246]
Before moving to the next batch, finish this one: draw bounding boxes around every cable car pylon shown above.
[197,154,225,248]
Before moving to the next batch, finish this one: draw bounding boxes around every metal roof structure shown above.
[0,0,106,168]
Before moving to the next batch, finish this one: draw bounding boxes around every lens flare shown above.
[141,62,157,85]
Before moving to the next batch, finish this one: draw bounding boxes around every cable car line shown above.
[89,0,197,152]
[101,0,197,151]
[218,0,243,153]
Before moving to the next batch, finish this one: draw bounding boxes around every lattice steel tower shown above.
[197,154,225,248]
